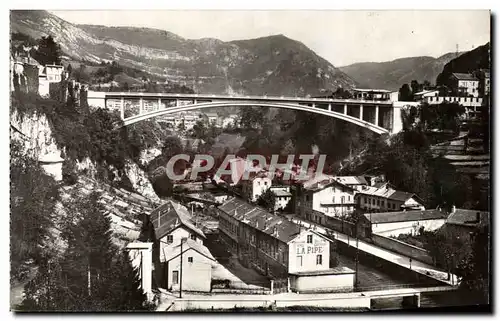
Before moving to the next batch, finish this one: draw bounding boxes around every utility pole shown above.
[355,218,359,289]
[179,237,187,298]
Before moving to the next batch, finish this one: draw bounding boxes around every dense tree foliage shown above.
[10,140,59,282]
[456,225,489,303]
[18,193,151,311]
[11,92,157,179]
[257,189,276,213]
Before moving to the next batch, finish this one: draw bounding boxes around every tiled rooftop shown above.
[218,197,301,243]
[364,209,448,224]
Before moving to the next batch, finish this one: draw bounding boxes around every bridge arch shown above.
[121,101,390,135]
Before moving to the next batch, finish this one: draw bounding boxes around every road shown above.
[291,218,458,286]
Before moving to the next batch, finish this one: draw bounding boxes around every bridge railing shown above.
[98,91,394,104]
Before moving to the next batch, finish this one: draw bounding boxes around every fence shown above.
[272,279,289,294]
[210,280,271,295]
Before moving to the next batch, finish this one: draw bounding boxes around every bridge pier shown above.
[359,105,364,121]
[176,99,180,107]
[139,97,144,114]
[344,104,347,115]
[328,104,332,111]
[158,98,162,109]
[375,106,379,126]
[120,97,125,120]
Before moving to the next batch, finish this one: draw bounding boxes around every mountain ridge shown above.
[339,52,465,91]
[11,10,358,96]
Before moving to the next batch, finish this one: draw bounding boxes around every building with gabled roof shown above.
[161,238,217,292]
[270,186,292,211]
[333,176,368,191]
[145,200,215,290]
[241,170,272,202]
[361,209,448,237]
[217,197,355,292]
[149,200,206,246]
[449,73,480,97]
[355,183,425,212]
[298,176,357,225]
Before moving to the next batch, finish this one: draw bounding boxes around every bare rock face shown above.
[10,109,61,159]
[124,159,161,202]
[11,10,358,96]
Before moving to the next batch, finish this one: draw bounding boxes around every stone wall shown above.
[371,233,434,265]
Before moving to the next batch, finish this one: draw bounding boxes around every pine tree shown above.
[32,35,62,65]
[20,192,151,311]
[10,140,59,282]
[103,250,152,311]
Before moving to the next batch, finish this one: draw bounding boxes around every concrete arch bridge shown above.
[87,92,405,135]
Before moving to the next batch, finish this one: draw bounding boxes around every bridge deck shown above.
[100,91,394,105]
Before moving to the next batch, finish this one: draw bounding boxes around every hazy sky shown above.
[51,10,490,66]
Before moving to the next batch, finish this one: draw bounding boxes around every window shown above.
[381,201,385,207]
[377,199,380,206]
[316,254,323,265]
[172,271,179,284]
[372,199,375,205]
[305,195,310,202]
[167,235,173,243]
[188,257,193,263]
[190,234,197,241]
[332,196,335,203]
[307,235,313,243]
[297,256,303,266]
[364,197,367,204]
[264,181,268,186]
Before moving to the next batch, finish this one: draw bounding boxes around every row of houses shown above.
[213,156,425,221]
[10,54,67,95]
[217,197,356,292]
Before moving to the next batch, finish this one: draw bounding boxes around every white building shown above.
[162,239,217,293]
[362,209,448,237]
[43,65,65,83]
[220,114,239,128]
[333,176,368,191]
[353,88,392,101]
[148,200,212,290]
[450,73,480,97]
[149,201,206,260]
[270,186,292,211]
[204,112,218,126]
[298,177,357,224]
[355,183,425,212]
[241,171,272,202]
[38,152,64,182]
[413,90,439,101]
